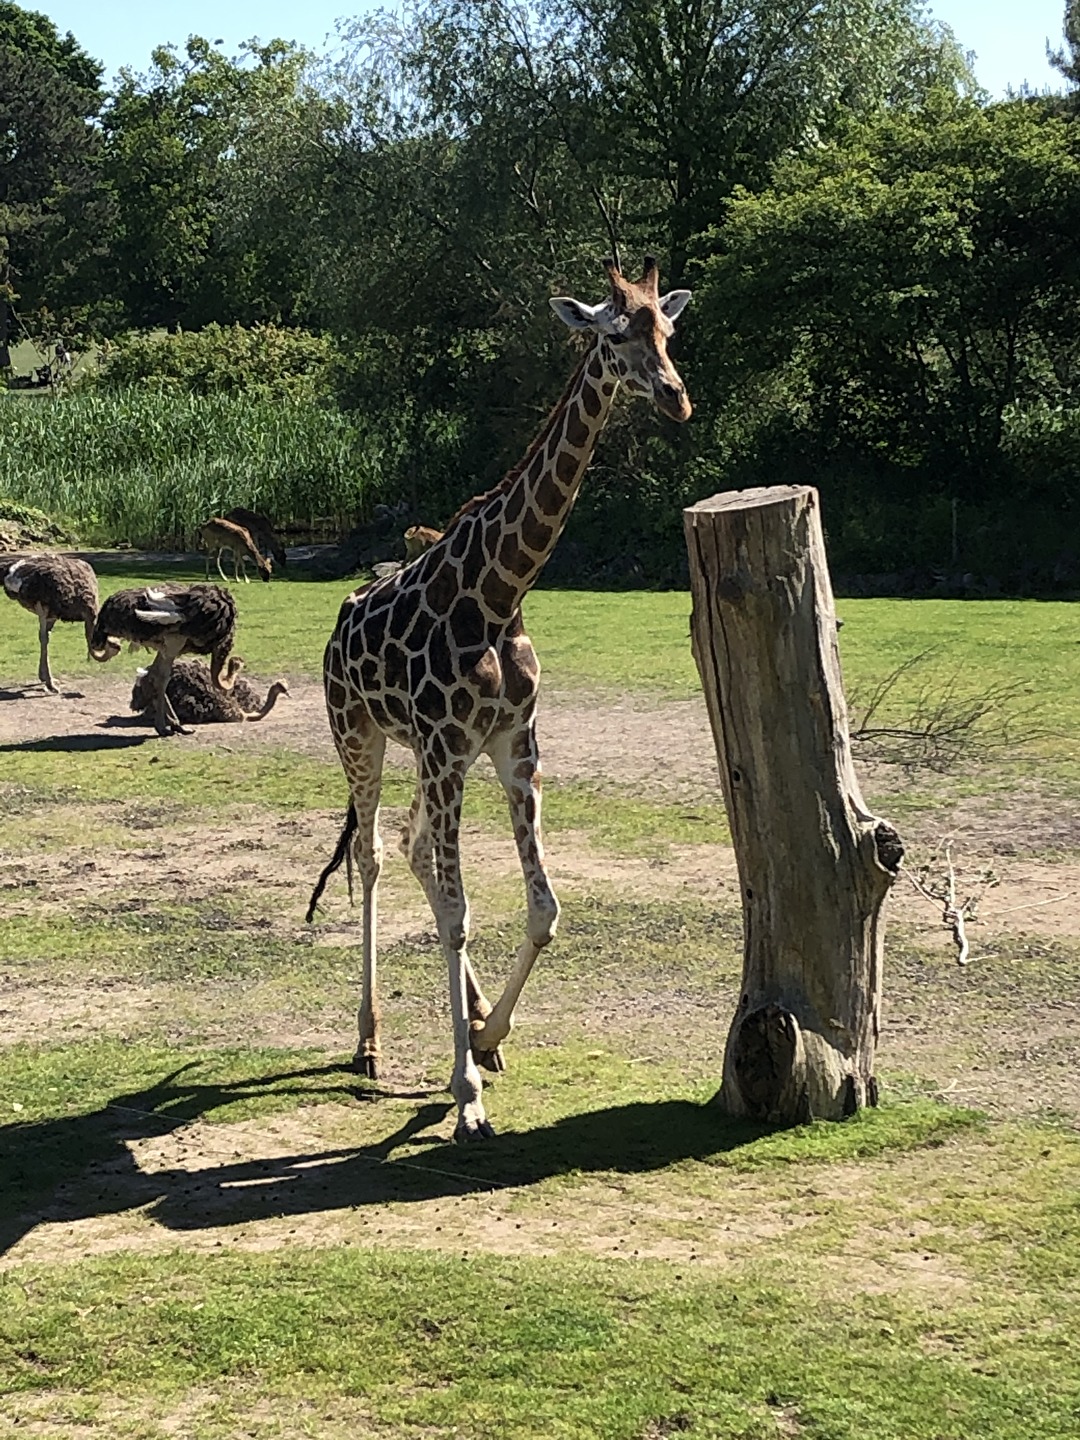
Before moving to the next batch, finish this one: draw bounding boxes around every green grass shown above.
[4,567,1077,751]
[0,744,729,852]
[1,1101,1077,1440]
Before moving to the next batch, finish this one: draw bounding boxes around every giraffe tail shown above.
[306,802,357,923]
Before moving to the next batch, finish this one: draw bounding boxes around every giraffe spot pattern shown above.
[383,642,408,691]
[503,642,540,706]
[428,626,455,686]
[498,534,534,579]
[481,569,518,617]
[555,449,578,485]
[460,522,488,590]
[451,687,475,722]
[449,595,486,650]
[444,722,471,755]
[450,521,472,559]
[564,404,589,448]
[581,381,602,418]
[468,649,502,698]
[503,484,525,525]
[426,566,458,614]
[415,680,447,719]
[521,509,553,553]
[406,608,435,651]
[534,471,563,516]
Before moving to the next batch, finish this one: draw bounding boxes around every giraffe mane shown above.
[442,351,592,534]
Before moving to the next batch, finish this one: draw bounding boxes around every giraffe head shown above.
[549,256,692,422]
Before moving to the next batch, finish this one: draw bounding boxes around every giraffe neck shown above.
[450,340,618,623]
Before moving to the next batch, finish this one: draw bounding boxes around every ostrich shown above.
[130,657,289,724]
[89,582,238,736]
[1,553,101,693]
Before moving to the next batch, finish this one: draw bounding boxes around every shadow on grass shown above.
[0,1057,772,1254]
[0,733,150,753]
[0,1060,364,1256]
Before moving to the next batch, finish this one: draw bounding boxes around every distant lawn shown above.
[2,557,1077,779]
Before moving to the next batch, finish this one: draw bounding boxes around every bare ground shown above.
[2,671,1080,1275]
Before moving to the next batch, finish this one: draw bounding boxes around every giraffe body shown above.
[319,259,691,1141]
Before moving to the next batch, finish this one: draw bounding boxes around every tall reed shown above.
[0,388,399,546]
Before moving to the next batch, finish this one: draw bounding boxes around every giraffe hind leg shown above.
[330,709,387,1080]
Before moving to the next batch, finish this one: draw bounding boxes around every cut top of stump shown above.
[684,485,815,517]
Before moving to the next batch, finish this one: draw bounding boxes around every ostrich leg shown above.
[37,613,58,693]
[149,649,192,736]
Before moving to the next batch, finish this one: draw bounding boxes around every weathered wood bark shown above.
[684,486,904,1124]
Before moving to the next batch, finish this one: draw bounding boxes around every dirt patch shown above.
[0,1100,971,1295]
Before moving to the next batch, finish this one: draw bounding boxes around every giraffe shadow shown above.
[0,1061,368,1258]
[146,1095,769,1233]
[2,1058,770,1251]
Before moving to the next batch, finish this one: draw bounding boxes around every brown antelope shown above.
[200,517,273,584]
[223,507,287,569]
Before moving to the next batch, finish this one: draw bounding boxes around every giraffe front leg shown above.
[401,779,504,1075]
[474,725,560,1058]
[421,766,493,1142]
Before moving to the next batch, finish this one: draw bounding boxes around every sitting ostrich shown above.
[130,657,289,724]
[1,553,101,693]
[89,583,238,736]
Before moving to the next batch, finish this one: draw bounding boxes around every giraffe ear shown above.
[550,297,607,331]
[658,289,692,321]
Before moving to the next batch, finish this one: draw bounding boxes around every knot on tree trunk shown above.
[730,1003,811,1125]
[873,820,905,876]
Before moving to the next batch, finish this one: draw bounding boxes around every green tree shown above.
[99,37,316,330]
[693,95,1080,570]
[0,2,106,336]
[1049,0,1079,89]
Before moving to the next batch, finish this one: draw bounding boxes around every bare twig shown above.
[907,839,998,967]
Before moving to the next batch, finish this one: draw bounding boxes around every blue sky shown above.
[29,0,1072,98]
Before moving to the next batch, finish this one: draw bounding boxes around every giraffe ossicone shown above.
[315,257,692,1142]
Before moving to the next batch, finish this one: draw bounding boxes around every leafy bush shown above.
[88,324,338,401]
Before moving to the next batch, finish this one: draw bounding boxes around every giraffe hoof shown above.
[352,1052,379,1081]
[454,1117,496,1144]
[473,1043,506,1075]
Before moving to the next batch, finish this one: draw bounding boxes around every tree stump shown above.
[683,486,904,1124]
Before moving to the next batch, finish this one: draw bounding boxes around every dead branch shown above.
[907,839,998,966]
[849,647,1044,773]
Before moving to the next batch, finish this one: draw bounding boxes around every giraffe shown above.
[317,257,691,1142]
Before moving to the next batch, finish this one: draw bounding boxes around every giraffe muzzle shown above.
[656,378,692,423]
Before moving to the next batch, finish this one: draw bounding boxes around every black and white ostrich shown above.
[130,657,289,724]
[1,553,101,693]
[89,583,238,736]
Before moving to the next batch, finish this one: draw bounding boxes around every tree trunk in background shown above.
[684,486,904,1124]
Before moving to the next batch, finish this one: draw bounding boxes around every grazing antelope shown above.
[223,507,287,570]
[200,517,273,584]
